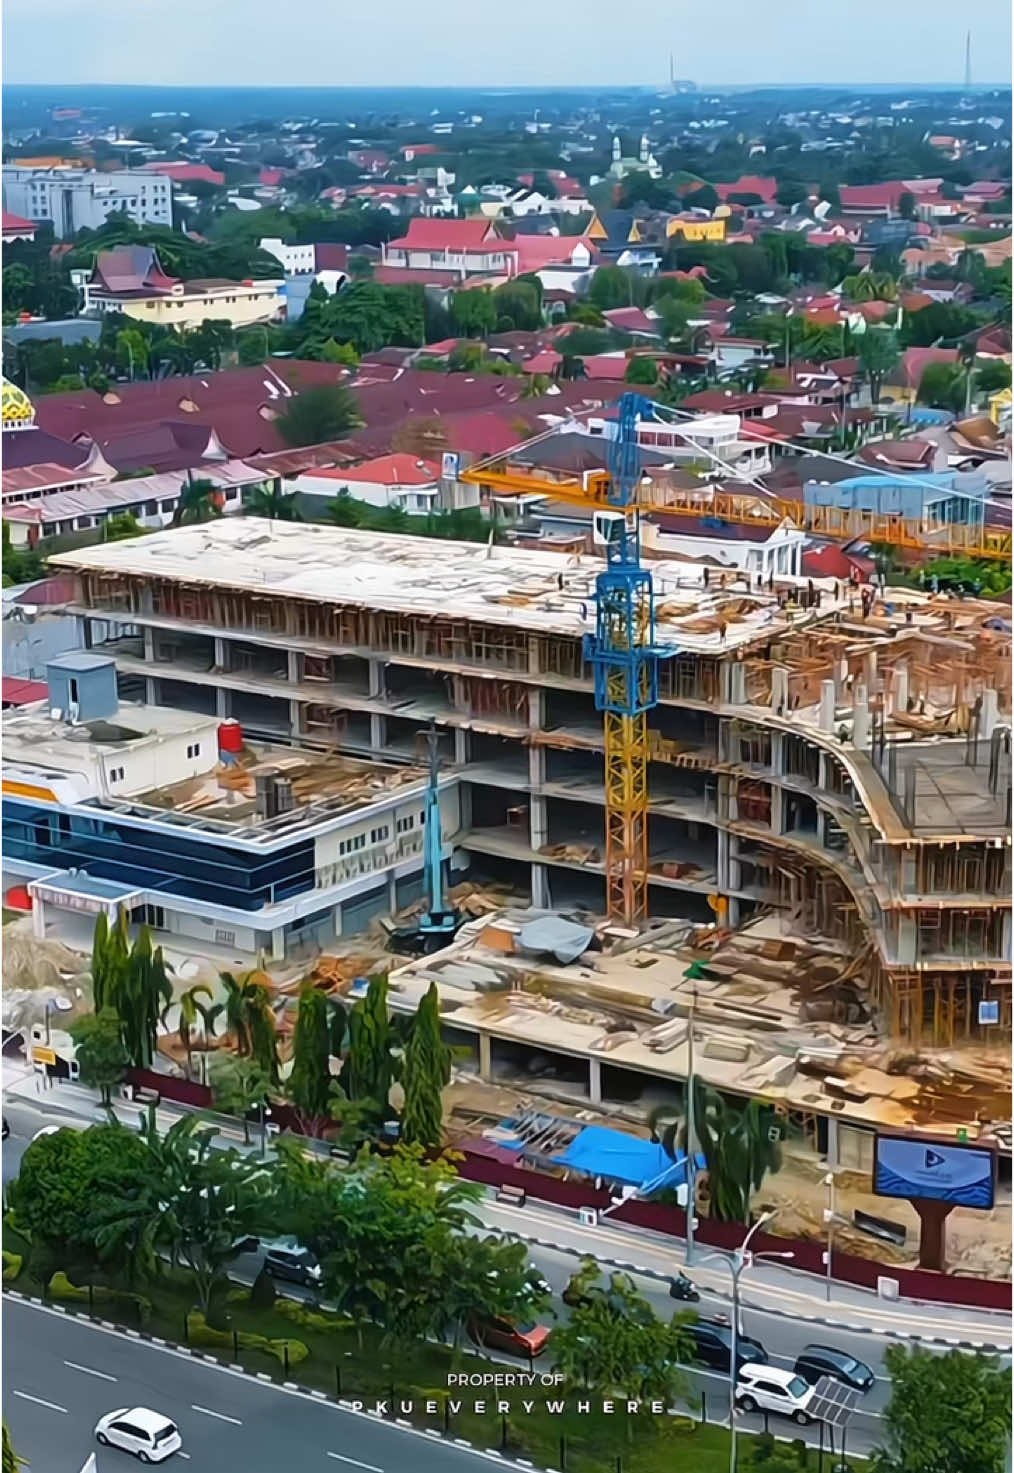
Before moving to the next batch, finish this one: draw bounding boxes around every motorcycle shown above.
[668,1271,700,1302]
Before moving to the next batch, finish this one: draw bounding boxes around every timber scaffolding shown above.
[51,523,1012,1047]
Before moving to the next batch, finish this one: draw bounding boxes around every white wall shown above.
[292,471,439,512]
[260,237,316,274]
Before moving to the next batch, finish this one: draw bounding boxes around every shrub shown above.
[273,1299,354,1334]
[185,1310,307,1367]
[47,1272,150,1321]
[2,1252,22,1282]
[226,1287,251,1305]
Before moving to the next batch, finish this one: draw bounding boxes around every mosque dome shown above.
[1,377,35,430]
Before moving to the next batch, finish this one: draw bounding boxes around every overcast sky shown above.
[3,0,1012,87]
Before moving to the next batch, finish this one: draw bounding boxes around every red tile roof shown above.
[522,351,563,375]
[2,211,36,233]
[2,677,49,707]
[372,265,466,287]
[839,182,916,211]
[142,162,225,186]
[386,218,502,251]
[898,346,959,391]
[713,175,778,204]
[259,168,286,187]
[512,235,595,272]
[307,454,440,486]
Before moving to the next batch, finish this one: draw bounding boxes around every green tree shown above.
[171,477,224,528]
[400,981,451,1150]
[163,982,219,1079]
[918,361,966,411]
[2,263,34,314]
[625,355,659,385]
[871,1346,1010,1473]
[589,266,642,310]
[974,358,1011,394]
[276,382,363,447]
[287,984,335,1129]
[70,1009,130,1105]
[552,1267,694,1416]
[651,1084,783,1223]
[9,1120,149,1261]
[207,1053,273,1145]
[842,272,897,302]
[682,184,719,212]
[320,338,360,366]
[775,178,808,209]
[110,925,171,1070]
[146,1115,274,1312]
[450,288,497,338]
[219,971,279,1081]
[114,328,150,380]
[103,512,146,543]
[2,1421,27,1473]
[857,328,901,401]
[236,326,273,365]
[493,279,542,332]
[901,301,983,347]
[339,974,399,1112]
[242,482,304,520]
[437,1232,549,1350]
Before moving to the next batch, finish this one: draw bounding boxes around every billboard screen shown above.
[873,1136,995,1209]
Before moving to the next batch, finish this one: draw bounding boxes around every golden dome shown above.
[2,376,35,429]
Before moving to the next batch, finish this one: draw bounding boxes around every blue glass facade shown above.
[4,802,315,912]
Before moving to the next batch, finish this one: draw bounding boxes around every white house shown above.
[291,454,442,513]
[259,238,316,274]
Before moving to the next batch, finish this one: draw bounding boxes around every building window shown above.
[108,766,125,782]
[145,500,157,515]
[186,743,201,759]
[369,824,390,844]
[396,815,415,834]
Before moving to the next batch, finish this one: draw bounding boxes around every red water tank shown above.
[218,719,243,755]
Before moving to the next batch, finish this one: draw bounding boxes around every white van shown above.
[735,1364,817,1425]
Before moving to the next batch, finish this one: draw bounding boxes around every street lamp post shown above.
[700,1212,793,1473]
[823,1172,835,1302]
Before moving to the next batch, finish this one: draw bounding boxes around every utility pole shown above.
[684,983,698,1265]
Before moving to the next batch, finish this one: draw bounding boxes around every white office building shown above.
[2,167,173,237]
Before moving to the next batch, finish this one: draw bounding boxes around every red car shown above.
[467,1314,550,1358]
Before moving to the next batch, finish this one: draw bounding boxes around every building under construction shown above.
[48,517,1011,1048]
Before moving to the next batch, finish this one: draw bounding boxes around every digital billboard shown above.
[873,1135,996,1209]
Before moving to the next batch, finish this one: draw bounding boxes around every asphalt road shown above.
[4,1298,501,1473]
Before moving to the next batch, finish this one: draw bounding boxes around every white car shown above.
[735,1364,817,1425]
[94,1407,182,1462]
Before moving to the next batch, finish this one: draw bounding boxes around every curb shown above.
[505,1230,1012,1352]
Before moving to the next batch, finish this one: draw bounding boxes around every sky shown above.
[2,0,1012,88]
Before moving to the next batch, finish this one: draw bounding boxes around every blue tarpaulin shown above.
[551,1123,705,1192]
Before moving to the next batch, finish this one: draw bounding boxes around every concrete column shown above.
[270,927,286,962]
[863,650,877,693]
[825,1116,840,1169]
[853,684,871,751]
[143,627,155,662]
[287,650,300,684]
[531,862,550,908]
[727,833,743,892]
[370,713,387,752]
[454,727,469,766]
[387,870,398,913]
[32,897,45,941]
[981,687,999,740]
[145,677,157,705]
[216,686,229,719]
[893,663,910,715]
[368,660,384,699]
[771,666,789,716]
[527,686,545,733]
[716,828,731,890]
[819,680,836,733]
[897,915,917,966]
[728,662,746,706]
[726,895,741,926]
[530,794,548,850]
[588,1056,602,1106]
[458,781,472,833]
[289,700,304,738]
[771,730,785,777]
[214,636,226,671]
[479,1032,492,1082]
[770,782,785,835]
[529,740,545,789]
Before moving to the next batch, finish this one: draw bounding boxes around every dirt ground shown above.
[443,1075,1013,1281]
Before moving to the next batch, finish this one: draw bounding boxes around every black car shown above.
[683,1319,768,1373]
[1,1117,8,1141]
[793,1344,875,1393]
[263,1245,322,1286]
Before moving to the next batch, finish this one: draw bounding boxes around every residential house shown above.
[666,214,726,242]
[2,211,36,243]
[381,218,518,278]
[140,161,225,188]
[589,210,662,271]
[82,246,285,330]
[291,454,441,513]
[887,347,960,404]
[713,175,778,205]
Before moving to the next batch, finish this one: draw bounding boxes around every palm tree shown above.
[242,482,304,521]
[219,971,278,1081]
[171,477,224,528]
[162,983,220,1079]
[649,1084,783,1223]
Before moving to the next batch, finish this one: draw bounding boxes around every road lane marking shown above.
[191,1404,242,1425]
[64,1359,117,1382]
[327,1455,383,1471]
[12,1390,67,1413]
[177,1454,191,1460]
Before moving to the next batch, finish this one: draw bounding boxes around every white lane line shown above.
[64,1359,117,1382]
[12,1390,68,1413]
[191,1404,242,1425]
[327,1455,383,1472]
[177,1454,191,1460]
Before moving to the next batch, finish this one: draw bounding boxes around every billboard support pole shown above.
[912,1198,955,1272]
